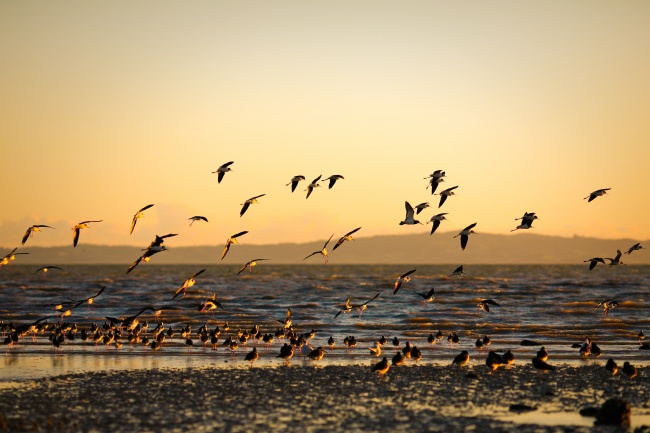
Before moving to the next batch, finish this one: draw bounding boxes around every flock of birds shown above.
[0,163,647,379]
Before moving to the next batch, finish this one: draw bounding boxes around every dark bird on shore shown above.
[414,202,430,215]
[486,351,504,370]
[436,186,458,208]
[532,357,555,371]
[482,336,491,347]
[333,227,362,251]
[188,216,208,226]
[22,225,54,245]
[452,350,470,367]
[373,357,390,376]
[622,362,637,378]
[305,175,322,199]
[593,298,619,316]
[478,299,500,313]
[436,330,444,341]
[392,351,405,366]
[237,259,269,275]
[33,266,64,275]
[415,288,435,304]
[72,220,102,247]
[106,307,153,332]
[399,202,422,226]
[503,350,515,366]
[624,243,644,255]
[322,175,344,189]
[454,223,477,250]
[584,188,610,202]
[590,342,602,358]
[172,269,206,300]
[303,234,334,264]
[639,330,645,343]
[286,175,305,192]
[536,347,549,362]
[245,347,258,366]
[308,347,325,363]
[130,204,154,235]
[606,250,624,267]
[475,338,483,352]
[584,257,606,271]
[240,194,266,217]
[410,345,422,363]
[328,336,335,348]
[427,213,448,235]
[393,269,416,295]
[392,337,400,347]
[605,358,618,376]
[212,161,234,183]
[445,265,465,279]
[221,231,248,260]
[427,334,436,345]
[278,343,294,362]
[378,335,387,346]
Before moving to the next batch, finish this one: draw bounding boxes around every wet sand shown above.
[0,363,648,432]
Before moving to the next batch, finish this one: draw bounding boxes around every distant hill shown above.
[2,232,648,265]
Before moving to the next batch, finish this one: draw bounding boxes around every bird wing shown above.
[345,227,361,237]
[240,202,250,217]
[311,175,322,184]
[323,233,334,249]
[130,214,138,235]
[237,263,249,275]
[21,228,32,245]
[127,256,144,274]
[464,222,478,231]
[460,235,469,250]
[401,269,417,278]
[89,286,105,300]
[191,269,206,279]
[80,220,103,224]
[221,243,231,260]
[171,286,185,300]
[73,227,81,247]
[253,194,266,200]
[588,260,598,270]
[221,161,234,168]
[332,237,346,250]
[438,195,448,208]
[393,281,402,295]
[482,299,500,306]
[232,231,249,239]
[430,220,441,235]
[354,292,380,307]
[139,204,154,213]
[290,180,299,192]
[303,251,320,260]
[218,171,225,183]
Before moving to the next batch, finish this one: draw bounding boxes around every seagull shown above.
[21,225,54,245]
[1,248,29,267]
[305,175,322,199]
[436,186,458,208]
[393,269,416,295]
[332,227,362,251]
[188,216,208,226]
[126,247,168,274]
[303,234,334,263]
[221,231,248,260]
[511,212,538,232]
[425,170,446,195]
[583,257,606,271]
[584,188,610,202]
[624,243,644,255]
[212,161,234,183]
[72,220,102,247]
[415,288,435,304]
[427,213,448,235]
[414,202,430,214]
[130,204,154,235]
[593,298,619,316]
[286,175,305,192]
[237,258,269,275]
[445,265,465,279]
[33,266,64,275]
[198,294,222,313]
[322,175,344,189]
[454,223,477,250]
[240,194,266,217]
[605,249,624,267]
[172,269,206,300]
[399,201,423,225]
[478,299,501,313]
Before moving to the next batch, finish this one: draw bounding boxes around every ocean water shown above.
[1,264,649,370]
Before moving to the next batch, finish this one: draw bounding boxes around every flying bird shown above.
[351,292,380,318]
[584,188,610,202]
[172,269,206,300]
[199,294,223,313]
[303,234,334,263]
[33,266,64,275]
[1,248,29,267]
[72,220,102,247]
[322,175,344,189]
[126,247,168,274]
[511,212,538,232]
[286,175,305,192]
[606,250,624,267]
[454,223,477,250]
[188,216,208,226]
[414,202,430,214]
[212,161,234,183]
[425,170,446,195]
[478,299,501,313]
[334,295,353,318]
[305,175,322,199]
[333,227,362,251]
[393,269,416,295]
[593,298,619,316]
[427,213,448,235]
[399,201,422,226]
[130,204,154,235]
[583,257,606,271]
[237,259,269,275]
[221,231,249,260]
[240,194,266,217]
[276,308,292,329]
[21,225,54,245]
[436,186,458,208]
[71,287,106,307]
[415,288,435,304]
[624,243,644,255]
[145,233,177,253]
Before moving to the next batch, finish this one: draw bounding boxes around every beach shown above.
[1,360,649,433]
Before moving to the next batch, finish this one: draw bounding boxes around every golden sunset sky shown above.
[1,1,649,249]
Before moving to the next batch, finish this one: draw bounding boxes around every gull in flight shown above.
[188,216,208,226]
[454,223,477,250]
[593,298,619,316]
[172,269,206,300]
[146,233,178,253]
[606,250,624,267]
[1,248,29,267]
[305,175,322,199]
[33,266,64,275]
[444,265,465,279]
[349,293,380,318]
[322,175,344,189]
[415,288,435,305]
[333,227,362,251]
[240,194,266,217]
[427,213,448,235]
[414,202,430,215]
[72,220,102,247]
[583,257,606,271]
[286,175,305,192]
[425,170,446,195]
[478,299,501,313]
[393,269,416,295]
[436,186,458,208]
[130,204,154,235]
[22,225,54,245]
[221,231,249,260]
[584,188,610,202]
[511,212,538,232]
[399,202,423,226]
[624,243,644,255]
[303,234,334,263]
[126,247,168,274]
[212,161,234,183]
[237,258,269,275]
[199,294,223,313]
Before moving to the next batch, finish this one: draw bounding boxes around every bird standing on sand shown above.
[172,269,206,300]
[188,216,208,226]
[333,227,362,251]
[237,259,269,275]
[427,213,448,235]
[303,234,334,264]
[22,225,54,245]
[399,202,422,226]
[393,269,416,295]
[240,194,266,217]
[245,347,258,366]
[308,347,325,363]
[454,223,477,250]
[624,243,644,255]
[622,362,637,378]
[369,341,382,357]
[452,350,470,367]
[130,204,154,235]
[584,257,606,271]
[536,347,549,362]
[322,175,344,189]
[532,357,555,371]
[278,343,294,362]
[605,358,618,376]
[72,220,102,247]
[584,188,610,202]
[221,231,248,260]
[286,175,305,192]
[436,186,458,208]
[373,357,390,377]
[305,175,322,199]
[212,161,234,183]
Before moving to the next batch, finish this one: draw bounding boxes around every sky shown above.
[1,1,649,249]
